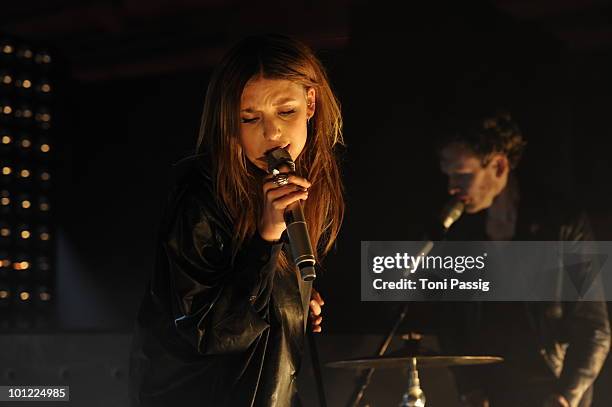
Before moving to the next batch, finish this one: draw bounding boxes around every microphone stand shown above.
[346,240,434,407]
[308,328,328,407]
[346,199,463,406]
[265,147,326,406]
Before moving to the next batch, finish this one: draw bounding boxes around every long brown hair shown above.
[196,34,344,271]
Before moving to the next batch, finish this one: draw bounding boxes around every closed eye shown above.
[241,117,258,124]
[279,110,296,116]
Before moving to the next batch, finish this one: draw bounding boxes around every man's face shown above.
[439,143,508,214]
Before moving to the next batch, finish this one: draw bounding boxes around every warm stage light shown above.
[35,52,51,64]
[20,49,33,59]
[2,39,56,319]
[38,258,49,271]
[35,112,51,122]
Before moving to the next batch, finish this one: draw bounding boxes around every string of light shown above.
[0,37,54,325]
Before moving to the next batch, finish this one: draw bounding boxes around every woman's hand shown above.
[310,288,324,333]
[259,172,311,242]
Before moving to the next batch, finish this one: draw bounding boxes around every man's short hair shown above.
[436,110,527,169]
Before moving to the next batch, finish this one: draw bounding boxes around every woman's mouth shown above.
[256,145,294,173]
[261,144,291,158]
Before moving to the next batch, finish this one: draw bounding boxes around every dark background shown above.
[2,0,612,406]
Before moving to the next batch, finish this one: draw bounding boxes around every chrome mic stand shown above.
[347,199,464,407]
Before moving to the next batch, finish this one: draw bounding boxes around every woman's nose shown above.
[263,118,281,141]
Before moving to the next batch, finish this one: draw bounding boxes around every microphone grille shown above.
[266,148,295,174]
[441,199,465,230]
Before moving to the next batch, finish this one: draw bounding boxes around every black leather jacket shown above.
[129,156,312,407]
[439,192,610,407]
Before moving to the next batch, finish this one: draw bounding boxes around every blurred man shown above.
[436,111,610,407]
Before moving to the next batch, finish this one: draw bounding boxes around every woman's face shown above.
[239,77,315,172]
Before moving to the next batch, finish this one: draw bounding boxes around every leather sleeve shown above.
[157,185,283,356]
[557,212,611,407]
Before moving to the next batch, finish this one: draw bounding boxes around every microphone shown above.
[405,198,465,278]
[265,147,316,282]
[441,198,465,231]
[425,197,465,241]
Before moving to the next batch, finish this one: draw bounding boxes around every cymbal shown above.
[327,355,503,369]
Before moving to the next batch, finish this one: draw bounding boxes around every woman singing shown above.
[129,34,345,406]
